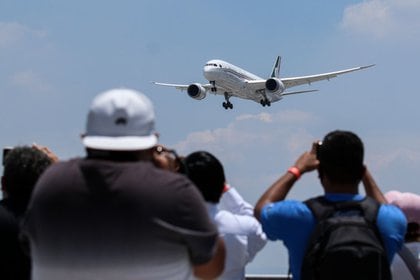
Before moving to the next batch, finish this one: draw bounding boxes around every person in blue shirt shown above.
[254,130,407,280]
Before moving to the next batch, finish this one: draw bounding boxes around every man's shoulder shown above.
[216,210,264,238]
[215,208,258,224]
[378,203,407,226]
[41,157,83,174]
[127,161,192,186]
[261,199,314,225]
[263,199,310,214]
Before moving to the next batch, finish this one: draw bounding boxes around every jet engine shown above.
[187,83,207,100]
[265,78,285,94]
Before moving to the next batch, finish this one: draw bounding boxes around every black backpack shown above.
[300,196,391,280]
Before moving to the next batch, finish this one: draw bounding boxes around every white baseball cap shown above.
[82,88,158,151]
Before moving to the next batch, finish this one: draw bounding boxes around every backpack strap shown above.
[305,196,334,221]
[398,244,420,280]
[305,196,380,223]
[305,196,386,252]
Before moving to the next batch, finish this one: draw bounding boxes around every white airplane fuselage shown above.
[203,59,268,101]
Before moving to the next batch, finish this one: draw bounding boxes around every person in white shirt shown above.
[183,151,267,280]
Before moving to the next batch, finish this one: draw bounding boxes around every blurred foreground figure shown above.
[1,146,54,280]
[22,88,225,280]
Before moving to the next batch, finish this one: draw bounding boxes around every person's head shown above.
[82,88,158,160]
[317,130,365,186]
[2,146,53,205]
[152,145,182,172]
[385,191,420,242]
[183,151,225,203]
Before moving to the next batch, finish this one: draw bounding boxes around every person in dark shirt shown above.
[22,88,225,280]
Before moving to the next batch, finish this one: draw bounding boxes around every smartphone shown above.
[2,147,13,166]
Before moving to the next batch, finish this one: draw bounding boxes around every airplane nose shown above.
[203,68,216,81]
[204,68,217,81]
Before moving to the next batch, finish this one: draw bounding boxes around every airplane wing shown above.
[152,82,210,91]
[152,82,231,94]
[245,80,267,91]
[281,64,375,88]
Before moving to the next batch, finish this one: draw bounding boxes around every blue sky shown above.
[1,0,420,275]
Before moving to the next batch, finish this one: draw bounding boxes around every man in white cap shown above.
[22,88,225,280]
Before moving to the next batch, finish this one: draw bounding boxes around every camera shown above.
[316,141,322,159]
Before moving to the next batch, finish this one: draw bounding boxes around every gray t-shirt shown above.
[23,158,218,280]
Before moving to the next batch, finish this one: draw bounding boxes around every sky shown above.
[1,0,420,275]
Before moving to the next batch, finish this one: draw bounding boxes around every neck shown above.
[322,178,359,194]
[86,148,153,162]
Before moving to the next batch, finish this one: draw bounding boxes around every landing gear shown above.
[260,99,271,107]
[256,90,271,107]
[223,102,233,109]
[210,81,217,92]
[223,92,233,110]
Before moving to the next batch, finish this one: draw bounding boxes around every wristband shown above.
[287,166,301,180]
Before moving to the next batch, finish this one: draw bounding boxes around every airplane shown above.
[153,56,374,110]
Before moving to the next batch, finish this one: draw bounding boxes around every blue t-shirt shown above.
[260,193,407,280]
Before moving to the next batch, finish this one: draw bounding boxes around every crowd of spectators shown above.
[1,88,418,279]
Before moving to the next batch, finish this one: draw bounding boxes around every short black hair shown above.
[2,146,53,205]
[317,130,364,185]
[183,151,225,203]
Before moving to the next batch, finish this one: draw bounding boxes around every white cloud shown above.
[173,110,420,194]
[341,0,420,40]
[236,112,273,123]
[10,70,53,94]
[235,110,315,125]
[0,22,46,49]
[371,147,420,169]
[0,22,54,95]
[174,110,318,163]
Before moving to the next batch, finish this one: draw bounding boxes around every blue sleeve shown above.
[260,200,316,280]
[377,204,407,262]
[260,200,315,242]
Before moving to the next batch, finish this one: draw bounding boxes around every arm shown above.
[32,143,59,163]
[219,186,267,263]
[219,185,254,216]
[254,142,319,221]
[362,167,387,203]
[193,237,226,280]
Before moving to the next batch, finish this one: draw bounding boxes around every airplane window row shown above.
[205,63,222,68]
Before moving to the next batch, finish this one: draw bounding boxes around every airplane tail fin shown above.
[270,56,281,78]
